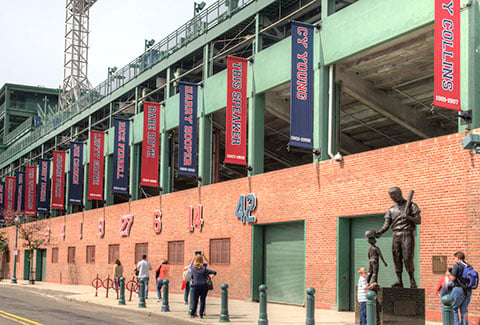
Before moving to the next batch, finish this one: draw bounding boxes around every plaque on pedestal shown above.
[355,287,425,325]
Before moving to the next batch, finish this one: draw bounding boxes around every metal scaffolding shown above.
[60,0,97,109]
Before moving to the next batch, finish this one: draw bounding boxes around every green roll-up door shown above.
[23,250,32,280]
[350,215,415,309]
[264,222,305,305]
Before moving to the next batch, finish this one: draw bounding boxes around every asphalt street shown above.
[0,285,192,325]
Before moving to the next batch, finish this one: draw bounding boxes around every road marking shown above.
[0,310,43,325]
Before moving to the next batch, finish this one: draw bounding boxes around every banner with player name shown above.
[88,130,105,200]
[52,151,66,210]
[5,176,15,220]
[141,102,160,187]
[225,56,248,165]
[290,21,314,149]
[68,142,84,206]
[0,182,4,223]
[113,118,130,194]
[178,82,198,177]
[434,0,461,111]
[15,171,24,213]
[24,166,37,217]
[37,159,51,213]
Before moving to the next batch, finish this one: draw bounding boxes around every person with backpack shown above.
[182,265,192,305]
[447,251,478,325]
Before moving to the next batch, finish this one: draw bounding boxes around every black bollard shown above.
[118,277,126,305]
[366,290,376,325]
[220,283,230,322]
[138,278,146,308]
[161,279,170,312]
[441,294,454,325]
[306,287,315,325]
[258,284,268,325]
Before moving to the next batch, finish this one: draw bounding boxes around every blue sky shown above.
[0,0,215,89]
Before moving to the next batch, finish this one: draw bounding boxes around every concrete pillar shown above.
[104,154,114,206]
[247,94,265,175]
[129,143,140,201]
[464,3,480,128]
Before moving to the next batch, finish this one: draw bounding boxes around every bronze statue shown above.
[365,230,388,284]
[375,187,421,288]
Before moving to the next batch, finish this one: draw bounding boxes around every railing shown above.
[0,0,253,165]
[4,117,33,144]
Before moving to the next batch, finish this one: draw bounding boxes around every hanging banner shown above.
[52,151,66,210]
[141,102,160,187]
[113,118,130,194]
[434,0,461,111]
[178,82,198,177]
[68,142,84,206]
[88,130,105,200]
[24,166,37,217]
[290,21,314,149]
[5,176,15,221]
[0,182,4,223]
[15,171,25,214]
[37,159,51,213]
[225,56,248,165]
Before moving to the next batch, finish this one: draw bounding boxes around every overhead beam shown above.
[336,69,443,139]
[340,132,371,154]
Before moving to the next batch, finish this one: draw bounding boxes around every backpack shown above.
[183,269,192,281]
[461,262,479,289]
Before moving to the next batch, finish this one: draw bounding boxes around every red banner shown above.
[24,166,37,217]
[141,102,161,187]
[225,56,248,165]
[5,176,15,221]
[434,0,461,111]
[52,151,66,210]
[88,130,105,200]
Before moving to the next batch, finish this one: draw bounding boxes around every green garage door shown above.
[264,222,305,305]
[350,215,417,309]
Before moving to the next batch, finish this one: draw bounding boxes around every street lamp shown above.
[194,1,206,16]
[144,39,155,52]
[11,215,21,284]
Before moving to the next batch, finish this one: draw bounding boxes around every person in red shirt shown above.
[155,259,170,301]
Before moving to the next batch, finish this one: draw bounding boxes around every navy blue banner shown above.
[68,142,84,206]
[290,21,314,149]
[0,182,4,223]
[15,171,25,213]
[37,159,51,213]
[113,118,130,194]
[178,82,198,177]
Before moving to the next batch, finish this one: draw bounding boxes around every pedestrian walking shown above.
[155,259,169,301]
[136,254,152,299]
[189,255,216,319]
[357,267,376,325]
[113,259,123,290]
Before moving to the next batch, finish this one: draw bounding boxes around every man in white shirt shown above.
[137,255,152,299]
[357,267,376,325]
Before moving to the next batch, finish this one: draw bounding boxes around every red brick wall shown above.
[3,131,479,320]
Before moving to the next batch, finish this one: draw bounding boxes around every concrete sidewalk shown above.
[0,280,440,324]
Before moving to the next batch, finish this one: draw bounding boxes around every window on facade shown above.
[67,247,76,264]
[168,241,184,265]
[210,238,230,264]
[86,246,95,264]
[108,244,120,264]
[51,247,59,263]
[134,243,148,264]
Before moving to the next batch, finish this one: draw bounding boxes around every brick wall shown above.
[3,131,479,321]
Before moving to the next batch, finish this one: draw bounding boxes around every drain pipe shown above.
[327,65,342,162]
[327,65,335,159]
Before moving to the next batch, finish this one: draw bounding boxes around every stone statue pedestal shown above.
[356,287,425,325]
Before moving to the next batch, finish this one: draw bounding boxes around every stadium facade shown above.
[0,0,479,321]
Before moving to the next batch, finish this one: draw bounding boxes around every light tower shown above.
[60,0,97,109]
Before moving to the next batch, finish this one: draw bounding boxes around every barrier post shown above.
[441,294,454,325]
[366,290,377,325]
[258,284,268,325]
[219,283,230,322]
[305,287,315,325]
[161,279,170,312]
[118,277,126,305]
[138,278,146,308]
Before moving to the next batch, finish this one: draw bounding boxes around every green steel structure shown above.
[0,0,478,213]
